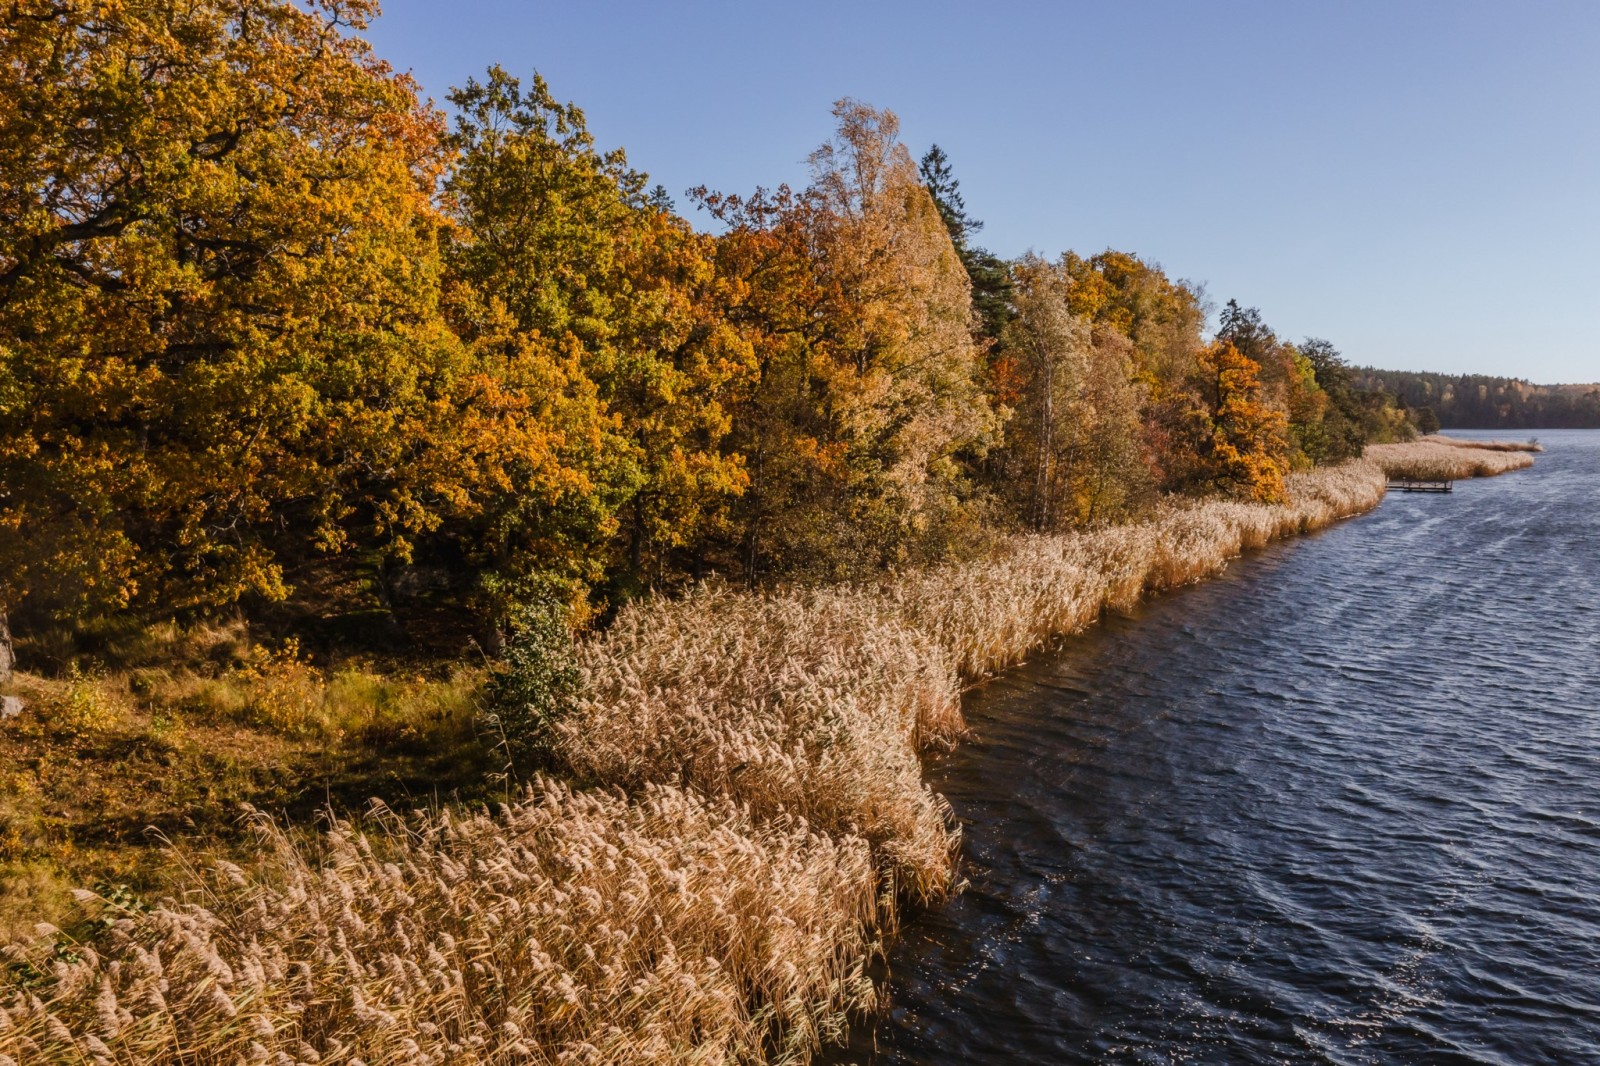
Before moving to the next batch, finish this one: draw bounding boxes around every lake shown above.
[846,430,1600,1064]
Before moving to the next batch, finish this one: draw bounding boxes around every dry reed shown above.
[1,782,879,1065]
[1367,439,1536,480]
[1,459,1392,1065]
[549,460,1387,907]
[1418,434,1543,453]
[556,588,962,904]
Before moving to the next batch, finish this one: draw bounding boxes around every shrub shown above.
[484,587,581,772]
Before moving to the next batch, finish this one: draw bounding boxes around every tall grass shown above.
[1,459,1391,1064]
[882,460,1389,680]
[556,462,1386,904]
[557,588,962,904]
[0,783,879,1065]
[1420,434,1543,453]
[1367,438,1536,480]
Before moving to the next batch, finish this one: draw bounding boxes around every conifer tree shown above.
[918,146,1014,341]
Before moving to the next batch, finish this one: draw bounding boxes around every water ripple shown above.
[842,430,1600,1065]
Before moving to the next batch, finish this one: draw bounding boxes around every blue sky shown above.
[367,1,1600,383]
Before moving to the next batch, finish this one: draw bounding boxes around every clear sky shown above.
[366,0,1600,383]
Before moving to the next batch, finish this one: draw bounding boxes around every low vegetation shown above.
[0,630,490,946]
[1418,435,1543,453]
[2,785,883,1066]
[1367,438,1538,480]
[1,461,1394,1065]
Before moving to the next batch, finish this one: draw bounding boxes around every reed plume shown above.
[1,459,1394,1065]
[1367,439,1536,480]
[1,783,880,1065]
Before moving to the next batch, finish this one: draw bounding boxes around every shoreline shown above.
[1,441,1533,1064]
[1367,437,1537,480]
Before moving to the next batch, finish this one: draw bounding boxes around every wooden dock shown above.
[1387,479,1453,493]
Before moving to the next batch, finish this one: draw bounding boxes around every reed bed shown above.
[1,781,879,1066]
[552,460,1387,897]
[1419,434,1543,453]
[1367,439,1536,480]
[881,460,1388,681]
[2,459,1391,1065]
[556,587,962,904]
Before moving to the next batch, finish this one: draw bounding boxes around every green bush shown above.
[483,587,580,773]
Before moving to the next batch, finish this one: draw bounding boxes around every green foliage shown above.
[1304,338,1411,448]
[919,144,1014,340]
[917,145,977,246]
[1298,338,1369,461]
[444,67,753,597]
[484,586,580,771]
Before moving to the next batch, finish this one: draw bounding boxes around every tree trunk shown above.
[628,499,647,578]
[744,447,766,590]
[1035,355,1054,531]
[0,606,14,683]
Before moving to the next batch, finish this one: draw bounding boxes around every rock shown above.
[1,695,23,721]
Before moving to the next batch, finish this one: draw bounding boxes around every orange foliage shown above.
[1185,340,1291,502]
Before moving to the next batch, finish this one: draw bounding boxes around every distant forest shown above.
[1356,369,1600,430]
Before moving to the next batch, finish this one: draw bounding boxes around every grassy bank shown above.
[0,459,1400,1064]
[0,627,491,947]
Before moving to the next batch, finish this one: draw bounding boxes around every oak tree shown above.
[0,0,469,639]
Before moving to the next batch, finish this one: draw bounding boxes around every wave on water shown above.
[846,430,1600,1065]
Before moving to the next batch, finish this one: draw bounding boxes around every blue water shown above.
[849,430,1600,1064]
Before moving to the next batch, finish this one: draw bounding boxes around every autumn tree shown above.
[441,67,638,613]
[0,0,477,647]
[606,203,755,588]
[1002,257,1088,529]
[1062,251,1208,384]
[1058,251,1211,490]
[801,101,1000,570]
[443,68,753,611]
[1216,299,1348,469]
[1179,340,1291,501]
[690,184,843,581]
[1074,327,1154,523]
[700,101,985,573]
[997,257,1149,530]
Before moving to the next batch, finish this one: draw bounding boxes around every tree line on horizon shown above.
[1355,369,1600,431]
[0,0,1423,663]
